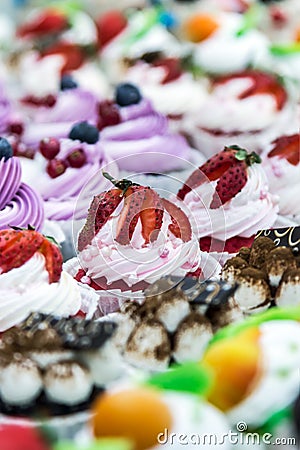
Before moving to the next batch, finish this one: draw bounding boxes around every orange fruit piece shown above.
[203,327,261,411]
[184,14,219,43]
[92,387,173,450]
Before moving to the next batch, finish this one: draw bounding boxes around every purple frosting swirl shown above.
[0,182,44,231]
[101,98,192,172]
[0,158,22,210]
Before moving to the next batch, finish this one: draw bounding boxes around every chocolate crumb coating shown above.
[237,267,269,283]
[264,247,297,286]
[249,237,276,269]
[235,268,271,310]
[222,256,249,282]
[237,247,251,262]
[276,268,300,307]
[206,297,243,332]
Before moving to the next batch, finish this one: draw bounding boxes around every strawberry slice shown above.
[115,186,147,245]
[162,199,192,242]
[268,134,300,166]
[177,147,239,200]
[210,160,248,209]
[96,10,127,49]
[39,238,63,284]
[214,70,287,110]
[78,189,123,251]
[0,424,51,450]
[17,9,68,38]
[140,188,164,244]
[0,229,44,274]
[41,42,86,74]
[153,58,183,84]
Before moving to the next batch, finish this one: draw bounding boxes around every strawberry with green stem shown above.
[177,145,261,209]
[268,134,300,166]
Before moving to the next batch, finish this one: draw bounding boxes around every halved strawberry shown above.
[0,229,44,274]
[96,10,127,49]
[41,42,86,74]
[17,9,68,38]
[39,238,63,283]
[268,134,300,166]
[177,146,240,200]
[162,199,192,242]
[210,160,248,209]
[115,186,147,245]
[153,58,183,84]
[214,70,287,110]
[78,189,123,252]
[140,188,164,244]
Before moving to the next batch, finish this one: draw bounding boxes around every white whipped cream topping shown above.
[193,13,269,74]
[228,320,300,427]
[181,164,279,239]
[0,253,81,331]
[126,63,209,116]
[262,152,300,217]
[195,77,283,132]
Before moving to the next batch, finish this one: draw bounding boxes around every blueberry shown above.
[0,137,13,161]
[60,74,78,91]
[69,121,99,144]
[115,83,142,107]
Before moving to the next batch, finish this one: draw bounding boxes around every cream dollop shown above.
[0,253,81,331]
[181,164,279,240]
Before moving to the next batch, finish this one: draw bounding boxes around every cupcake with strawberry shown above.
[66,172,220,316]
[261,133,300,227]
[185,70,295,157]
[0,137,44,231]
[19,122,118,259]
[176,145,279,262]
[0,227,81,331]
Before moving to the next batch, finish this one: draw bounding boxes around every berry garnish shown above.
[41,42,85,74]
[69,121,99,144]
[7,121,24,136]
[214,70,287,110]
[153,58,183,84]
[17,8,68,38]
[78,173,193,251]
[98,100,121,130]
[21,94,56,107]
[46,159,67,178]
[60,74,78,91]
[115,83,142,107]
[0,424,51,450]
[66,148,87,168]
[177,145,261,207]
[96,10,127,48]
[0,137,13,161]
[183,13,219,43]
[0,227,63,283]
[268,134,300,166]
[39,137,60,160]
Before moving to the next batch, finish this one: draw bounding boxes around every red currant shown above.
[40,137,60,160]
[46,159,67,178]
[66,148,87,168]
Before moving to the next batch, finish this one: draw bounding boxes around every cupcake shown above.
[0,228,81,331]
[67,173,221,316]
[19,122,118,259]
[0,312,121,416]
[99,82,205,193]
[185,69,295,157]
[176,145,279,261]
[203,307,300,428]
[261,133,300,227]
[0,137,44,231]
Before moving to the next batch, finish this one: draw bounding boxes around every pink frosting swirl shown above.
[0,83,11,133]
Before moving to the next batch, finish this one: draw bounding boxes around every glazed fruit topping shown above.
[153,58,183,84]
[0,137,13,161]
[177,145,261,208]
[66,148,87,168]
[0,227,63,283]
[214,70,287,110]
[17,8,69,38]
[115,83,142,107]
[78,173,192,251]
[41,42,85,74]
[96,10,127,48]
[69,121,100,144]
[39,137,60,160]
[268,134,300,166]
[46,158,67,178]
[183,13,219,43]
[97,100,121,130]
[60,74,78,91]
[21,94,57,108]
